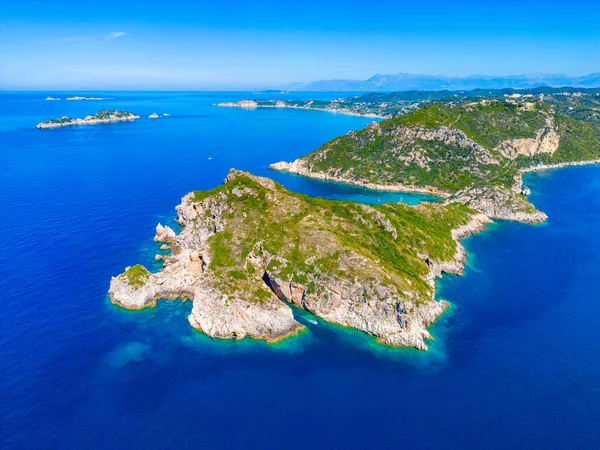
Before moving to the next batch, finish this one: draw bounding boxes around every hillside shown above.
[271,95,600,220]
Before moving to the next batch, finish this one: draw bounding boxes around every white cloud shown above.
[106,31,126,40]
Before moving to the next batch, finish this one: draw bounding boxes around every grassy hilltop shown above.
[191,171,472,305]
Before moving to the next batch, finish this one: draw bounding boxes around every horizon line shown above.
[2,84,600,94]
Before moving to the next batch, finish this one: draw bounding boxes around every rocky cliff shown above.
[109,170,488,350]
[494,116,560,159]
[443,184,548,223]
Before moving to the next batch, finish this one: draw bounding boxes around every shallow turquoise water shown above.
[1,92,600,449]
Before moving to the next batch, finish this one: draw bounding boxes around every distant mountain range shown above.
[283,73,600,92]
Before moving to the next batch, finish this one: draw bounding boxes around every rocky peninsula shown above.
[36,110,140,129]
[271,97,600,223]
[110,170,490,350]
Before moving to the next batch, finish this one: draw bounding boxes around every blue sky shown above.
[0,0,599,89]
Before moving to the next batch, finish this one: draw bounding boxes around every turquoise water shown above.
[1,92,600,448]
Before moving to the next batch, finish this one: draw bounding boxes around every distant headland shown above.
[217,99,387,118]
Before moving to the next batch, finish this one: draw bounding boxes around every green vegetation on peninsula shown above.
[192,171,471,303]
[271,91,600,222]
[120,264,151,287]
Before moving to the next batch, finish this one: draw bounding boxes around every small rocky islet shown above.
[36,109,140,129]
[35,109,171,129]
[110,89,600,350]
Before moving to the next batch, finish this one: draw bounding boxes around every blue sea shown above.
[1,91,600,449]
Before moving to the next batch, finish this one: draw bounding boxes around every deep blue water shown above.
[1,92,600,449]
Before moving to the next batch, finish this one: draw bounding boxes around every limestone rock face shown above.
[259,212,490,350]
[109,260,303,343]
[495,118,560,159]
[391,125,500,166]
[262,261,446,350]
[110,174,305,343]
[444,184,548,223]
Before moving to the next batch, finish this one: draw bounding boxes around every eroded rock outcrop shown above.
[154,223,176,242]
[444,184,547,223]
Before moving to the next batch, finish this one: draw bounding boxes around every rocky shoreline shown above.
[513,158,600,192]
[444,184,548,223]
[269,160,450,196]
[110,221,306,343]
[417,212,492,341]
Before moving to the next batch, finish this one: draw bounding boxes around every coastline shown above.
[513,158,600,191]
[217,102,388,119]
[273,158,600,199]
[423,212,492,317]
[269,161,451,197]
[263,323,307,344]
